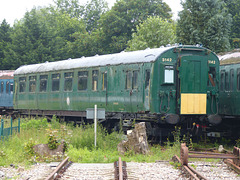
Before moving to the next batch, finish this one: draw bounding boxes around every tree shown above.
[98,0,172,53]
[127,16,176,51]
[3,7,86,69]
[53,0,84,18]
[83,0,109,32]
[224,0,240,48]
[0,19,12,69]
[177,0,232,53]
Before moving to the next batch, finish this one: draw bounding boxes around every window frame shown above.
[64,72,73,92]
[102,71,107,91]
[78,71,88,91]
[164,65,174,84]
[52,73,60,92]
[230,69,234,91]
[29,75,37,93]
[19,77,26,93]
[40,75,48,92]
[92,70,99,91]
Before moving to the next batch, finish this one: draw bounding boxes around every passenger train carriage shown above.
[219,63,240,137]
[13,45,220,136]
[0,71,14,114]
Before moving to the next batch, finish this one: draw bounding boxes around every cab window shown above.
[164,66,174,83]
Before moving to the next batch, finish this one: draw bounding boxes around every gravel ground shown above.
[0,160,239,180]
[188,161,240,180]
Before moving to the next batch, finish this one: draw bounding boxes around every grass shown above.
[0,118,236,167]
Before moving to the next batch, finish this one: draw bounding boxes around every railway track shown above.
[172,144,240,180]
[45,157,180,180]
[45,157,127,180]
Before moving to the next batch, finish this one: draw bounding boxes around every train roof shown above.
[0,70,14,79]
[14,45,210,75]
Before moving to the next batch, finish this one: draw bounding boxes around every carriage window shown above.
[78,71,88,91]
[40,75,48,92]
[225,72,229,91]
[230,69,234,91]
[133,71,138,89]
[145,70,150,88]
[237,69,240,91]
[125,71,132,89]
[1,82,4,93]
[64,72,73,91]
[19,77,26,93]
[10,83,13,93]
[6,81,9,94]
[220,71,224,91]
[92,70,98,91]
[102,72,107,91]
[29,76,36,92]
[164,66,174,83]
[52,73,60,92]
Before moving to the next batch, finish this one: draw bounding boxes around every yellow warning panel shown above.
[181,93,207,114]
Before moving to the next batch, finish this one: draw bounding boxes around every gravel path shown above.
[0,160,240,180]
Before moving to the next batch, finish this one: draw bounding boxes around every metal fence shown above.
[0,118,20,140]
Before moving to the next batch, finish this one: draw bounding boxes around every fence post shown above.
[0,119,2,138]
[10,117,13,135]
[1,119,3,138]
[18,118,20,133]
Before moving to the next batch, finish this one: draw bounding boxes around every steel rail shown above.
[118,157,123,180]
[172,155,207,180]
[188,154,238,159]
[45,157,69,180]
[189,151,233,155]
[224,159,240,174]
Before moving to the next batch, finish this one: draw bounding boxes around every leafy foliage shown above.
[177,0,232,53]
[127,16,176,51]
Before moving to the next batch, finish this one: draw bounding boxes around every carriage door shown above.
[179,55,208,114]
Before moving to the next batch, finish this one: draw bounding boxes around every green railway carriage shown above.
[13,45,220,135]
[219,63,240,116]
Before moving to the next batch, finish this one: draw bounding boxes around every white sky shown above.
[0,0,182,26]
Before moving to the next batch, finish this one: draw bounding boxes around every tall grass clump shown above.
[69,123,123,151]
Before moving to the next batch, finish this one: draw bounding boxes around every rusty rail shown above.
[179,144,240,176]
[45,157,72,180]
[172,155,206,180]
[114,157,127,180]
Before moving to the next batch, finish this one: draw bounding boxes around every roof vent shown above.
[45,61,49,63]
[81,56,85,58]
[95,54,99,56]
[160,45,164,48]
[68,58,72,60]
